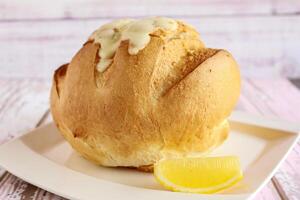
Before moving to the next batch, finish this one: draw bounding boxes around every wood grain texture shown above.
[255,182,282,200]
[0,0,274,20]
[0,169,65,200]
[274,0,300,14]
[1,16,300,79]
[272,177,289,200]
[0,78,50,144]
[240,78,300,122]
[238,78,300,199]
[0,83,64,200]
[274,144,300,200]
[0,78,50,199]
[0,0,299,20]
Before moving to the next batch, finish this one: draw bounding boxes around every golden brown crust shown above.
[136,165,154,173]
[50,21,240,168]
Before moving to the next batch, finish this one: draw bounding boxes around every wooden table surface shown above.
[0,1,300,199]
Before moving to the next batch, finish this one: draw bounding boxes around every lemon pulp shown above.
[154,156,243,194]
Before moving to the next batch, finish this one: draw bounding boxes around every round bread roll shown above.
[50,17,240,170]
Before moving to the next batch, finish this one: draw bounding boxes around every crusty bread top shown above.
[89,18,203,72]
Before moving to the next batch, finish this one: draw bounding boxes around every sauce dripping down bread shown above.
[89,17,178,72]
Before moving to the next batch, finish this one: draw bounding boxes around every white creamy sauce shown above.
[89,17,178,72]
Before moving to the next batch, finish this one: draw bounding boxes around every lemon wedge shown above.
[154,156,243,194]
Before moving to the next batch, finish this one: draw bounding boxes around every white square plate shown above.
[0,111,299,200]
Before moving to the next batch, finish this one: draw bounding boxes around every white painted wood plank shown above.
[0,0,273,20]
[240,78,300,122]
[0,78,50,143]
[0,78,56,199]
[1,0,299,20]
[237,78,289,200]
[254,181,282,200]
[1,16,300,79]
[274,0,300,14]
[249,79,300,200]
[275,145,300,200]
[239,78,300,200]
[0,88,62,199]
[0,172,65,200]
